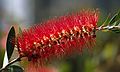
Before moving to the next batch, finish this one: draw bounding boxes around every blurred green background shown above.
[0,0,120,72]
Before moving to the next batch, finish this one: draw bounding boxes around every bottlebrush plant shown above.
[0,9,120,72]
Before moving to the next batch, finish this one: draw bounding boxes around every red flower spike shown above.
[17,9,99,64]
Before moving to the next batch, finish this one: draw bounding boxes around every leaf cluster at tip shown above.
[109,10,120,26]
[102,10,120,33]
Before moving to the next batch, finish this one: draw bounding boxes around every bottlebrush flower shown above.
[17,9,99,64]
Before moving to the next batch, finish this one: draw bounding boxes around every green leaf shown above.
[115,19,120,26]
[103,14,111,26]
[7,65,24,72]
[111,28,120,33]
[6,26,16,60]
[109,10,120,25]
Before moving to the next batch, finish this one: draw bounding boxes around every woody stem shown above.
[96,25,120,31]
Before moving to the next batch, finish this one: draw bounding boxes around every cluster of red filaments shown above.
[17,9,99,64]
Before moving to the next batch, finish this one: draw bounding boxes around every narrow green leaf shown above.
[109,10,120,25]
[7,65,24,72]
[102,14,111,26]
[111,28,120,33]
[115,19,120,26]
[6,26,16,60]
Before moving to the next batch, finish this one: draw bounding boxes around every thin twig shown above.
[96,25,120,31]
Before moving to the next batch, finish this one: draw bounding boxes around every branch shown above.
[96,25,120,31]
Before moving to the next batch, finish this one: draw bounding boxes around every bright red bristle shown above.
[17,9,99,64]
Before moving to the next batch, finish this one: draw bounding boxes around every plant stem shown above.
[96,25,120,31]
[0,56,21,72]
